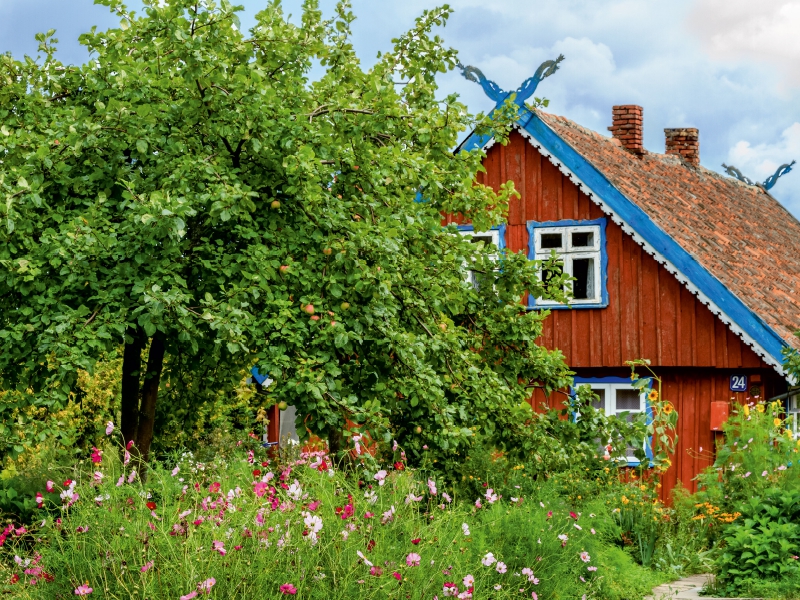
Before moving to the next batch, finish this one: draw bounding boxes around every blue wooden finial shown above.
[762,160,795,191]
[457,55,565,106]
[723,160,795,191]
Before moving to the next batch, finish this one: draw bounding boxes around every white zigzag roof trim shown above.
[511,123,785,375]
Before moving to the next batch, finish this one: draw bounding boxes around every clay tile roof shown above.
[538,111,800,350]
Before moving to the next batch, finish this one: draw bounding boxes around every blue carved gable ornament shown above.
[457,54,565,107]
[722,160,795,191]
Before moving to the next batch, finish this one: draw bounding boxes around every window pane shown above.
[572,231,594,247]
[616,389,642,412]
[542,261,563,287]
[540,233,562,249]
[591,388,606,410]
[471,235,494,246]
[572,258,594,300]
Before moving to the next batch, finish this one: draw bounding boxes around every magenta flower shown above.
[46,480,55,493]
[392,572,401,581]
[279,583,298,595]
[74,583,93,595]
[90,447,102,464]
[406,552,421,567]
[140,561,154,573]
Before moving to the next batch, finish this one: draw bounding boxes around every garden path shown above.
[644,574,764,600]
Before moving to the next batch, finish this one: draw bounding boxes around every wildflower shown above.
[357,550,373,567]
[171,466,180,477]
[442,492,452,503]
[756,404,765,413]
[475,499,482,509]
[428,479,438,495]
[36,492,43,506]
[74,583,93,595]
[407,552,422,567]
[127,470,137,484]
[743,472,751,478]
[209,482,221,494]
[141,561,154,573]
[574,523,582,530]
[463,574,475,587]
[374,470,388,486]
[444,582,459,597]
[546,511,553,520]
[663,403,674,414]
[648,389,658,401]
[590,528,596,535]
[569,511,578,520]
[105,421,114,435]
[779,465,787,471]
[532,594,538,600]
[146,501,157,510]
[381,506,396,524]
[484,488,498,503]
[198,578,216,594]
[405,493,423,504]
[494,584,502,590]
[394,461,405,470]
[411,538,421,545]
[124,450,131,466]
[393,439,399,451]
[558,533,568,547]
[46,480,55,493]
[90,447,102,464]
[762,470,769,477]
[580,551,591,563]
[279,584,298,596]
[774,418,782,427]
[364,490,378,504]
[496,561,507,574]
[462,523,471,536]
[392,572,401,581]
[212,541,226,556]
[76,526,89,533]
[482,552,497,566]
[588,566,598,572]
[370,566,383,576]
[253,482,268,497]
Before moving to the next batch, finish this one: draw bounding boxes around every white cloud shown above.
[689,0,800,85]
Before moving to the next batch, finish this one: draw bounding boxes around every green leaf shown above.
[136,139,148,154]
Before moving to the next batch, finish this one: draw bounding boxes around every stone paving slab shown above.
[644,574,764,600]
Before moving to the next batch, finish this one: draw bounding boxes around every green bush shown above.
[0,430,661,599]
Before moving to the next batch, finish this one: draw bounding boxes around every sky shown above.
[2,0,799,218]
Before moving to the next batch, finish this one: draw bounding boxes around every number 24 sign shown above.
[730,374,748,392]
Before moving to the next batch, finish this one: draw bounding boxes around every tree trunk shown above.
[135,333,166,480]
[120,328,143,448]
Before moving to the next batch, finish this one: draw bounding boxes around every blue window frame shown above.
[455,223,507,252]
[572,376,653,466]
[527,218,608,309]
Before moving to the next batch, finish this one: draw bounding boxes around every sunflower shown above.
[662,403,674,415]
[774,418,782,427]
[756,404,765,413]
[648,389,659,401]
[743,405,750,417]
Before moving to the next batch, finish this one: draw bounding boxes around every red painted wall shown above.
[462,131,787,499]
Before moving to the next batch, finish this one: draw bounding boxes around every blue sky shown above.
[3,0,799,218]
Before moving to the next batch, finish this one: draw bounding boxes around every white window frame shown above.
[456,225,505,289]
[576,381,649,464]
[533,224,603,305]
[788,393,800,439]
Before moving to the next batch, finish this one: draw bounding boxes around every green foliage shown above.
[0,0,571,467]
[0,434,659,599]
[715,488,800,594]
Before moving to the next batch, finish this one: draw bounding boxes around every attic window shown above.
[527,218,608,308]
[456,224,506,289]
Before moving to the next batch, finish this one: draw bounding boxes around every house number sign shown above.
[730,374,748,392]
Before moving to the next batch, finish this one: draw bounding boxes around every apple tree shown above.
[0,0,572,474]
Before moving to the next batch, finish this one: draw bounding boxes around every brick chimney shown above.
[664,128,699,166]
[608,105,644,155]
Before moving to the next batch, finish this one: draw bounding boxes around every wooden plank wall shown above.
[458,130,788,501]
[464,130,773,370]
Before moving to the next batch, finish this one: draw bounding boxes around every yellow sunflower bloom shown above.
[663,403,674,415]
[756,404,765,413]
[774,418,782,427]
[743,405,750,417]
[648,389,659,401]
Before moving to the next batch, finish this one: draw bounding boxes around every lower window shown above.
[575,378,650,464]
[788,393,800,439]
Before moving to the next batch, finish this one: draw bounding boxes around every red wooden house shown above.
[452,60,800,499]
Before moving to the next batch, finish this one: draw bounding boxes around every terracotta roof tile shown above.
[538,111,800,350]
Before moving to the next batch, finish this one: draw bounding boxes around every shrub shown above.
[0,429,659,599]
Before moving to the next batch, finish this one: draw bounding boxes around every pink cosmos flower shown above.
[374,470,387,486]
[406,553,421,567]
[140,561,154,573]
[126,439,135,450]
[74,583,93,595]
[588,566,598,572]
[392,572,401,581]
[198,578,216,594]
[46,481,55,493]
[308,500,321,511]
[212,541,226,556]
[580,552,591,563]
[762,471,769,477]
[127,470,137,484]
[463,574,475,587]
[209,482,221,494]
[569,511,578,520]
[370,566,383,576]
[90,447,102,464]
[253,482,268,498]
[496,561,507,574]
[180,592,198,600]
[427,479,438,496]
[76,526,89,533]
[532,593,538,600]
[279,583,298,595]
[105,421,114,435]
[36,492,43,506]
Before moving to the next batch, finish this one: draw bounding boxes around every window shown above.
[527,219,608,308]
[457,224,506,289]
[787,392,800,439]
[574,377,650,464]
